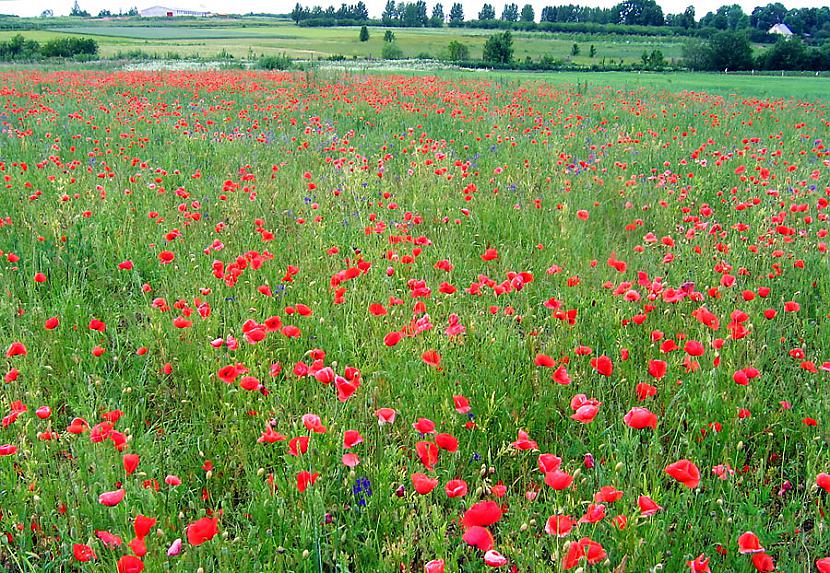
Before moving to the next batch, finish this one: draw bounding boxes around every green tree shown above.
[382,0,396,24]
[430,3,444,27]
[571,43,580,56]
[642,49,665,68]
[520,4,534,21]
[757,37,808,69]
[354,1,369,20]
[700,4,748,30]
[384,30,396,42]
[668,5,695,28]
[589,44,596,57]
[416,0,429,25]
[682,38,710,70]
[478,3,496,20]
[501,3,519,21]
[448,2,464,26]
[482,30,513,63]
[359,25,370,41]
[70,0,90,17]
[402,3,420,26]
[614,0,664,26]
[710,30,753,70]
[291,2,305,23]
[683,5,696,27]
[750,2,787,31]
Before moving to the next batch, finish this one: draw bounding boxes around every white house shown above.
[139,5,211,17]
[768,23,794,37]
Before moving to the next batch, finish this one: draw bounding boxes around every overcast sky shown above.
[1,0,826,21]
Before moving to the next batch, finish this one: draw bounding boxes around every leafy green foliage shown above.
[446,39,469,60]
[40,36,98,58]
[478,3,496,20]
[482,30,513,62]
[257,53,293,69]
[0,34,40,61]
[0,34,97,61]
[381,41,404,58]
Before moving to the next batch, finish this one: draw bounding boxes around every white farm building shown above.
[768,23,794,37]
[139,5,211,17]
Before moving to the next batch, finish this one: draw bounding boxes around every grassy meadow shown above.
[0,52,828,573]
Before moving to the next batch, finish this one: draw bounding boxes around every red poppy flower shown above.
[186,517,218,545]
[73,543,96,562]
[483,550,508,567]
[134,514,156,539]
[425,559,445,573]
[98,489,125,506]
[411,473,439,494]
[435,433,458,452]
[545,469,574,490]
[751,553,775,572]
[638,495,663,516]
[737,531,765,554]
[445,479,468,498]
[591,355,613,377]
[462,526,494,551]
[117,555,144,573]
[624,407,658,429]
[416,441,439,470]
[463,501,503,528]
[688,554,711,573]
[545,514,574,537]
[665,459,701,488]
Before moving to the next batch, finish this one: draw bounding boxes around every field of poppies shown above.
[0,69,828,573]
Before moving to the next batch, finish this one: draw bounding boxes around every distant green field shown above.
[49,26,301,39]
[459,69,830,101]
[307,63,826,101]
[3,19,687,63]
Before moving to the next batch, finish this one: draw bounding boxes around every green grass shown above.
[439,69,830,100]
[0,68,827,573]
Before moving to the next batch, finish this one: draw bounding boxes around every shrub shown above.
[381,42,404,59]
[40,37,98,58]
[258,53,293,70]
[0,34,40,61]
[447,40,469,61]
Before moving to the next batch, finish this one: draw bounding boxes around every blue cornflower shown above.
[352,477,373,507]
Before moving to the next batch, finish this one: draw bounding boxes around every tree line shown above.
[0,34,98,60]
[684,30,830,70]
[290,1,830,42]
